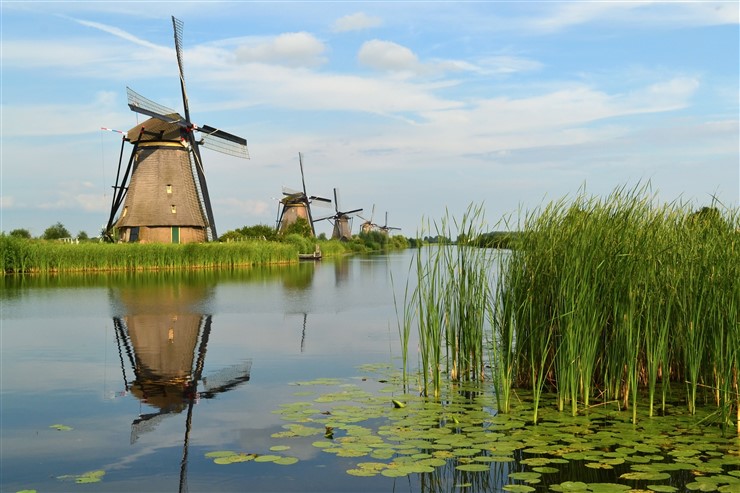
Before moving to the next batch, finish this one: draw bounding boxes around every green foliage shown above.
[281,217,313,238]
[42,222,71,240]
[77,231,89,241]
[9,228,31,239]
[238,223,278,241]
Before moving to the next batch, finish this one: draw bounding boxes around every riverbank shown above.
[1,233,410,274]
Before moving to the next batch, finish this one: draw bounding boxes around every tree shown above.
[281,217,313,238]
[42,222,71,240]
[9,228,31,239]
[77,231,89,241]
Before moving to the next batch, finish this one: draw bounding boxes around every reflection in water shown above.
[111,281,251,493]
[281,261,316,290]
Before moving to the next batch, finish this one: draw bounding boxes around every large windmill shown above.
[314,188,362,241]
[275,153,331,237]
[103,16,249,244]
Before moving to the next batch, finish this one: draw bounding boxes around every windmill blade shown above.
[198,125,249,158]
[313,214,334,222]
[200,361,252,398]
[309,196,332,207]
[171,16,191,124]
[298,152,308,199]
[126,87,183,125]
[333,188,341,213]
[342,208,363,217]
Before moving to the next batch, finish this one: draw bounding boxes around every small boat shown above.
[298,245,322,261]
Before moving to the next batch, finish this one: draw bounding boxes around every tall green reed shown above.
[404,204,493,399]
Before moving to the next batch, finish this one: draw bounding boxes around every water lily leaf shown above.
[586,483,631,492]
[648,486,678,492]
[347,468,378,476]
[532,466,559,474]
[621,472,671,481]
[548,481,588,492]
[16,490,37,493]
[718,485,740,493]
[686,482,718,492]
[205,450,237,458]
[503,485,536,492]
[509,472,542,482]
[273,456,299,465]
[270,445,291,451]
[381,468,408,477]
[456,464,491,472]
[254,455,283,463]
[49,424,73,431]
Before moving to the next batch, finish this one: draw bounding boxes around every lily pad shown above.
[49,424,73,431]
[456,464,491,472]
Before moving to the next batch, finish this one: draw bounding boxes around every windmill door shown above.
[171,227,180,244]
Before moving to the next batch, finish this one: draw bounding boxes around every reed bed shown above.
[1,236,302,273]
[403,187,738,431]
[495,186,739,429]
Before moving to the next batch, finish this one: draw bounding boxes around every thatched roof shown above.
[127,116,184,143]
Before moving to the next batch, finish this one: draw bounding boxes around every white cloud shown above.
[234,32,327,68]
[332,12,382,32]
[358,39,419,73]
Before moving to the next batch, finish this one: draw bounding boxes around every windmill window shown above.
[166,184,172,194]
[171,205,177,214]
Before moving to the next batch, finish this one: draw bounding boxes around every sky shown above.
[1,1,738,239]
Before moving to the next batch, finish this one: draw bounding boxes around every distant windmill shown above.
[358,204,378,234]
[379,212,402,236]
[275,153,331,237]
[103,16,249,244]
[314,188,362,241]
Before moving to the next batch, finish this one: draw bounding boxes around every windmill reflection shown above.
[111,281,250,493]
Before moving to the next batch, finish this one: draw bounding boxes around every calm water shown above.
[1,252,420,492]
[2,250,739,493]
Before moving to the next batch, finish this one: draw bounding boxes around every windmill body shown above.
[105,16,248,244]
[276,153,331,237]
[114,118,209,243]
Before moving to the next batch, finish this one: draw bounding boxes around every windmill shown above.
[358,204,378,234]
[314,188,362,241]
[275,153,331,237]
[103,16,249,244]
[379,212,402,236]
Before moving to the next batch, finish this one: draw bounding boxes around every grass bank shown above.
[1,232,409,274]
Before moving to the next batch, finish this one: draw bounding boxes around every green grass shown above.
[1,233,410,274]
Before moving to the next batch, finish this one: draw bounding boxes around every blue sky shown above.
[1,1,738,238]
